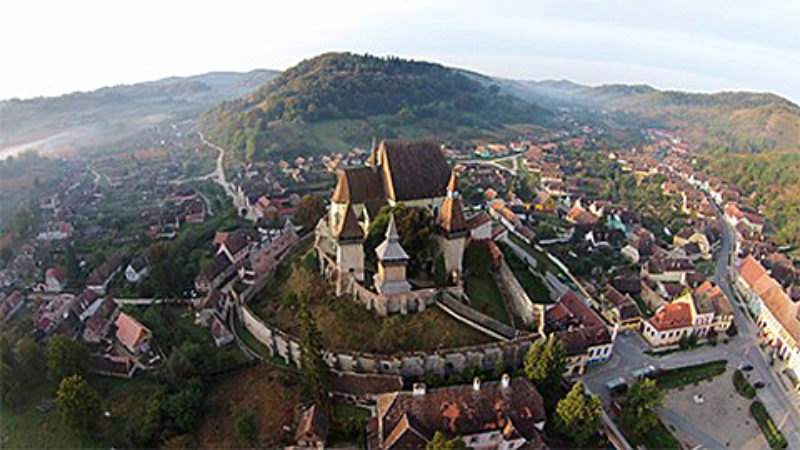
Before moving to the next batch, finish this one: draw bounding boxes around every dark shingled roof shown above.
[380,139,451,202]
[336,203,364,241]
[331,166,385,204]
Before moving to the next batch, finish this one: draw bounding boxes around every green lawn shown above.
[329,402,371,446]
[463,243,512,324]
[626,417,681,450]
[498,242,553,303]
[508,233,564,277]
[653,360,727,389]
[0,383,106,449]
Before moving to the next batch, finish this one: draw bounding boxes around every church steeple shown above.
[436,170,466,235]
[374,214,411,294]
[368,137,379,168]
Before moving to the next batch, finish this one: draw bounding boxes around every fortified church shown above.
[314,139,468,314]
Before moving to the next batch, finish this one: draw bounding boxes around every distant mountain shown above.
[505,79,800,153]
[198,52,552,159]
[0,70,278,158]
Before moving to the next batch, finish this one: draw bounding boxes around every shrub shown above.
[751,401,788,449]
[732,369,756,399]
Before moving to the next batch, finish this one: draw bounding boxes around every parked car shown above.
[739,364,754,372]
[753,381,766,389]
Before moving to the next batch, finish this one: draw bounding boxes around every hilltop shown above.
[198,52,552,159]
[0,69,278,158]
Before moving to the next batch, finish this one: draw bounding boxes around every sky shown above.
[2,0,799,102]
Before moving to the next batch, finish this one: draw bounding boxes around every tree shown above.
[621,378,665,435]
[47,334,89,382]
[0,361,20,407]
[164,377,205,433]
[426,431,467,449]
[295,194,326,230]
[235,410,258,444]
[14,336,44,386]
[13,205,33,235]
[524,335,567,406]
[56,375,102,433]
[148,244,181,298]
[555,382,603,446]
[63,244,82,287]
[298,299,329,401]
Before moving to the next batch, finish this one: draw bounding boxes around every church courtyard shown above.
[249,249,497,354]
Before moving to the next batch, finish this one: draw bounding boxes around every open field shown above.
[198,365,301,448]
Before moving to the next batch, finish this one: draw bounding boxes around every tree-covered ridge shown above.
[703,151,800,250]
[199,52,550,158]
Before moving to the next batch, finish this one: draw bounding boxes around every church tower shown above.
[374,214,411,294]
[335,203,365,294]
[436,171,468,282]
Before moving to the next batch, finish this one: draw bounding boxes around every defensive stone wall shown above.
[239,304,534,379]
[496,258,545,332]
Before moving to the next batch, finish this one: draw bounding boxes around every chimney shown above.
[501,373,511,389]
[473,377,481,391]
[413,383,426,396]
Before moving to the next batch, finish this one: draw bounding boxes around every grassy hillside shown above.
[198,52,552,159]
[0,70,278,157]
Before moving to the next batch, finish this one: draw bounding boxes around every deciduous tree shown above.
[46,334,89,382]
[298,299,329,401]
[56,374,102,433]
[555,382,602,446]
[621,378,665,435]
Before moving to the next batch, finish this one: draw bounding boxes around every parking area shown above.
[661,367,767,449]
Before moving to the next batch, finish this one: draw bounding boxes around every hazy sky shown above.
[2,0,799,102]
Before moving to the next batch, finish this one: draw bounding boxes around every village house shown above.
[641,281,733,347]
[738,255,800,375]
[725,202,765,233]
[86,254,124,295]
[368,376,547,450]
[44,266,67,292]
[89,354,137,379]
[125,255,150,283]
[115,312,152,355]
[82,298,118,343]
[0,292,24,324]
[600,286,642,331]
[546,290,615,376]
[641,254,695,284]
[294,404,329,449]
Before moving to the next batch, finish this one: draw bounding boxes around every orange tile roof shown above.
[648,302,692,331]
[738,255,769,287]
[115,313,151,353]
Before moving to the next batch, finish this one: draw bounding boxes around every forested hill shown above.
[510,79,800,154]
[198,52,552,158]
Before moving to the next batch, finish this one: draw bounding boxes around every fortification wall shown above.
[239,304,534,378]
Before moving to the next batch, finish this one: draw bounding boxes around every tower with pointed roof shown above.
[334,203,365,294]
[374,214,412,294]
[435,170,468,282]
